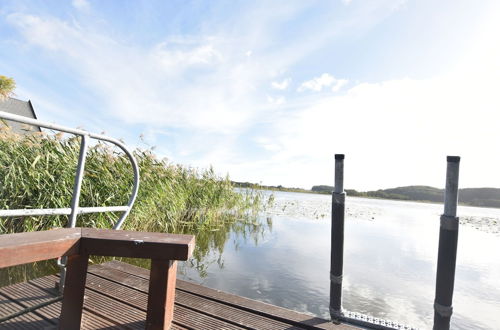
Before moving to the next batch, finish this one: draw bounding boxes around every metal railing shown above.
[0,110,140,291]
[0,111,140,229]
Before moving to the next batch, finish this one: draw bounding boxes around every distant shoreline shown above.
[232,181,500,210]
[263,188,500,210]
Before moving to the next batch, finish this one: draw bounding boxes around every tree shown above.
[0,75,16,101]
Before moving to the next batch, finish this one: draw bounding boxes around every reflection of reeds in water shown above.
[0,123,270,285]
[92,216,271,278]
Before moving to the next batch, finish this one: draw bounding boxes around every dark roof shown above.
[0,97,41,134]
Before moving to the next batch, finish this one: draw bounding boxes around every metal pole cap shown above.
[335,154,345,160]
[447,156,460,163]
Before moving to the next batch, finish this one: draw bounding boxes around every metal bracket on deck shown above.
[341,310,418,330]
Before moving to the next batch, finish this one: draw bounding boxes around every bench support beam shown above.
[59,253,89,330]
[146,259,178,330]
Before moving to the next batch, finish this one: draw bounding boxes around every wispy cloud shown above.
[6,13,262,132]
[331,79,348,92]
[297,73,348,92]
[271,78,291,90]
[298,73,335,92]
[72,0,90,11]
[267,95,286,105]
[4,0,496,190]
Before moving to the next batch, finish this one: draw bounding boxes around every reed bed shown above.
[0,123,264,235]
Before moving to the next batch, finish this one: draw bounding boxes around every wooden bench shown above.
[0,228,195,330]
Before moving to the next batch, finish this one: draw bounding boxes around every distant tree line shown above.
[233,181,316,194]
[235,181,500,208]
[311,185,500,208]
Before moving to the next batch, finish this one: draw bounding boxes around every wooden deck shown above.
[0,260,356,329]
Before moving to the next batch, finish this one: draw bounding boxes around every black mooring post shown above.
[330,154,345,322]
[433,156,461,330]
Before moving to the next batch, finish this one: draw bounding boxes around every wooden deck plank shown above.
[0,280,120,329]
[30,275,187,330]
[100,261,355,330]
[0,292,54,329]
[30,275,146,330]
[2,260,358,330]
[30,274,239,330]
[83,274,246,330]
[87,267,303,330]
[86,269,306,330]
[0,313,54,330]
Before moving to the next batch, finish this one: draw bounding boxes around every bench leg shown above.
[59,254,89,330]
[146,259,177,330]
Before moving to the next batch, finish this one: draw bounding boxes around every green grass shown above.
[0,123,264,235]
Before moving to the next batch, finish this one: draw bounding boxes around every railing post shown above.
[433,156,460,330]
[59,134,89,294]
[69,134,89,228]
[330,154,345,321]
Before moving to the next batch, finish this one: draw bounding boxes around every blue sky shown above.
[1,0,499,190]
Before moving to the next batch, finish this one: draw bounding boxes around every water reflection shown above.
[181,193,500,330]
[0,213,270,286]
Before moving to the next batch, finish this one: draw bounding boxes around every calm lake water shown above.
[179,191,500,330]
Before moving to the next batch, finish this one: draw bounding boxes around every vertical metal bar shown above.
[433,156,460,330]
[330,154,345,321]
[69,134,89,228]
[59,134,89,294]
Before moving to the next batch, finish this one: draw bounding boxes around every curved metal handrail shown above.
[0,110,140,230]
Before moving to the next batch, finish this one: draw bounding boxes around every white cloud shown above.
[5,1,407,136]
[152,40,223,70]
[267,95,285,105]
[252,64,500,189]
[342,0,353,5]
[254,137,281,152]
[9,0,494,190]
[298,73,336,92]
[331,79,349,92]
[271,78,291,90]
[72,0,90,11]
[220,4,500,188]
[6,13,266,132]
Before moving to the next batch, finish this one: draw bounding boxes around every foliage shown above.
[0,75,16,101]
[235,181,332,195]
[0,121,271,286]
[0,125,263,234]
[347,186,500,208]
[311,185,333,194]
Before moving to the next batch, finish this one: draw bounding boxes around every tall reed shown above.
[0,123,263,235]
